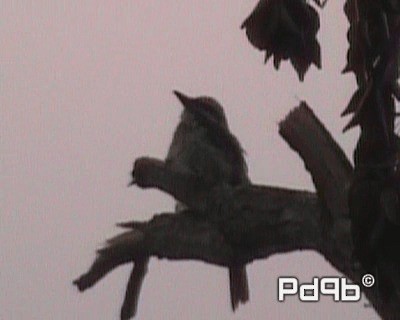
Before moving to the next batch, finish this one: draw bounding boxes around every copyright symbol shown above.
[362,274,375,288]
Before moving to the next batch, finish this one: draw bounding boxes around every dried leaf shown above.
[242,0,322,81]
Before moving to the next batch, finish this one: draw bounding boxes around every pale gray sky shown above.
[1,1,379,319]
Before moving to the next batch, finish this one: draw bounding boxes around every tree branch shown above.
[74,105,399,319]
[279,102,353,218]
[278,102,354,279]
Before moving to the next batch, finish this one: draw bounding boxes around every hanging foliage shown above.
[242,0,323,81]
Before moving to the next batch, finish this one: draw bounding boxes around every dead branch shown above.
[74,105,399,319]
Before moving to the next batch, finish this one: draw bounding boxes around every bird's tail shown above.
[229,266,249,311]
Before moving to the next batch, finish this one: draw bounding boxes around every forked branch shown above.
[74,104,399,319]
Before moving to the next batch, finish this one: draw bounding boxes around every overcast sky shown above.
[2,1,379,319]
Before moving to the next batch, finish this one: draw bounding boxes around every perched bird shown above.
[166,91,250,310]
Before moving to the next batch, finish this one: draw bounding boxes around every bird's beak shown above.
[173,90,193,109]
[173,90,215,127]
[128,170,136,187]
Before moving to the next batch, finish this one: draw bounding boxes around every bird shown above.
[165,90,250,311]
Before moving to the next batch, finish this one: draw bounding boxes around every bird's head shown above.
[173,90,228,128]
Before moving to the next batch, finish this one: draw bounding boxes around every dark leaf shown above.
[242,0,322,81]
[342,83,370,117]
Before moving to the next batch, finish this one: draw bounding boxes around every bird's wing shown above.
[203,123,249,185]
